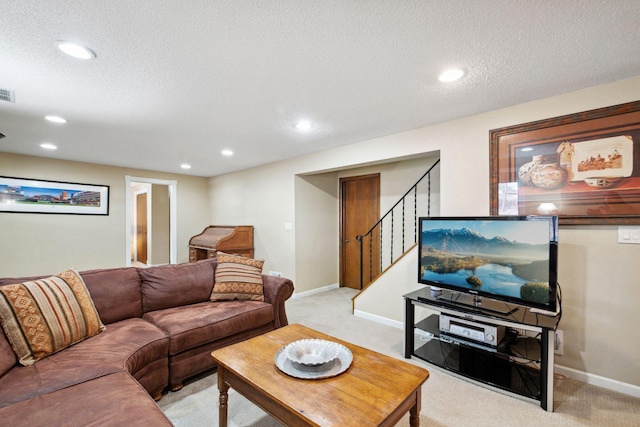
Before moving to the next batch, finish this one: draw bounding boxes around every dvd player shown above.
[439,314,505,347]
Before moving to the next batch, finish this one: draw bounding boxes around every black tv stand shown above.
[405,288,560,411]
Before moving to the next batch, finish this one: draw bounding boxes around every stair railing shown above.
[356,159,440,288]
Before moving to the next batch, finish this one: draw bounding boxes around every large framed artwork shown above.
[490,101,640,225]
[0,176,109,215]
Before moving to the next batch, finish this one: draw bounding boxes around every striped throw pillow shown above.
[0,269,105,366]
[211,252,265,301]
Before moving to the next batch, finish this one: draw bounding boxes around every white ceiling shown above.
[1,1,640,177]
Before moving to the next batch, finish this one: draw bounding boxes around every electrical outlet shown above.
[554,329,563,355]
[269,271,282,277]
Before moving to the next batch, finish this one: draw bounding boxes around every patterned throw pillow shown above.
[211,252,265,301]
[0,269,105,366]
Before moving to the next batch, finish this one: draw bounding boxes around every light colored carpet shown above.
[158,288,640,426]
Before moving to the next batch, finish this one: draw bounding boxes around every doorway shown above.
[125,176,177,267]
[135,192,148,264]
[340,174,380,289]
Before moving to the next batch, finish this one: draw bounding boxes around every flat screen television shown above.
[418,216,558,315]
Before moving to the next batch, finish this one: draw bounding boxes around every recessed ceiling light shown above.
[57,41,97,60]
[40,143,57,150]
[221,149,234,156]
[294,120,313,131]
[45,115,67,124]
[438,68,465,82]
[180,163,191,169]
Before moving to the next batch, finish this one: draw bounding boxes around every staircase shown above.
[356,159,440,288]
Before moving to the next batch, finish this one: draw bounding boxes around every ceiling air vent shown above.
[0,89,15,103]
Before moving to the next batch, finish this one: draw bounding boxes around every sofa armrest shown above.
[262,275,294,328]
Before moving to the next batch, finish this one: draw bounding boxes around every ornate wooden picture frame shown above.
[490,101,640,224]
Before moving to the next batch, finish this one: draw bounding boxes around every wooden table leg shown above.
[409,388,422,427]
[218,369,229,427]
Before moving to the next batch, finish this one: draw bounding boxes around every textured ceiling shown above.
[1,1,640,177]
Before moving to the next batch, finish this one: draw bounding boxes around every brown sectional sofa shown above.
[0,258,294,426]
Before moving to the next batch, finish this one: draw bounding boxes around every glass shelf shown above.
[413,315,542,399]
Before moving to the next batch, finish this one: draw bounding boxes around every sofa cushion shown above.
[0,371,173,427]
[0,317,168,408]
[0,269,105,366]
[166,321,275,390]
[143,300,273,355]
[0,328,16,378]
[211,252,265,301]
[140,260,215,313]
[81,267,143,324]
[0,268,144,326]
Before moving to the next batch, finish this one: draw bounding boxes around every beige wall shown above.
[209,76,640,390]
[353,78,640,390]
[209,155,440,293]
[294,172,340,292]
[334,155,440,218]
[290,156,441,293]
[208,161,297,279]
[151,183,170,265]
[0,153,210,276]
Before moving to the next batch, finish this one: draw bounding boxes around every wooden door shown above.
[136,193,148,264]
[340,174,380,289]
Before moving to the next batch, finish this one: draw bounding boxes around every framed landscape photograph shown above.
[490,101,640,225]
[0,176,109,215]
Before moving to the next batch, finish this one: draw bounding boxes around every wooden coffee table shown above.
[211,323,429,427]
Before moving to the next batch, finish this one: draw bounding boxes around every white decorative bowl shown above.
[584,176,622,189]
[283,339,341,366]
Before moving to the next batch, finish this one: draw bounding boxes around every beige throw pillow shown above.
[211,252,265,301]
[0,269,105,366]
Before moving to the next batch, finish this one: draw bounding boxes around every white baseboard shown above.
[353,309,640,399]
[293,283,339,299]
[554,364,640,398]
[354,309,404,330]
